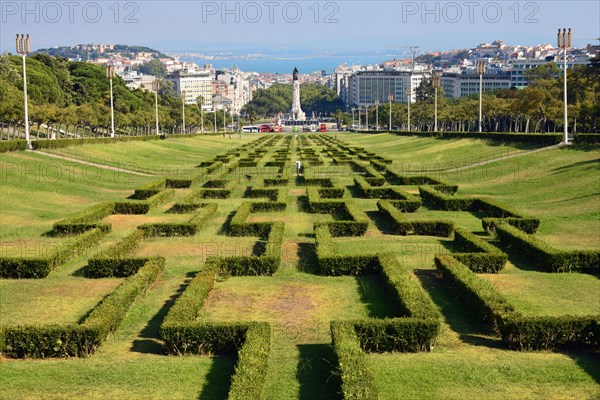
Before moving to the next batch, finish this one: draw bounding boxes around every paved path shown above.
[30,150,155,176]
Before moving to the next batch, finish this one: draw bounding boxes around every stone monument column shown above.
[291,67,306,121]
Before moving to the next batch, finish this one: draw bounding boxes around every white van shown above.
[242,126,260,133]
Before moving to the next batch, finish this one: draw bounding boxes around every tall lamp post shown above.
[358,107,361,129]
[432,73,440,132]
[476,60,487,133]
[375,99,379,131]
[365,105,369,131]
[16,34,31,148]
[197,96,204,134]
[407,87,412,131]
[152,79,160,135]
[558,28,572,144]
[352,108,355,128]
[181,90,186,134]
[388,93,393,131]
[213,106,217,133]
[105,63,116,138]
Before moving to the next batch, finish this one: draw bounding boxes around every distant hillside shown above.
[34,44,170,61]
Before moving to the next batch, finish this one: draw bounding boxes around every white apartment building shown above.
[347,69,430,107]
[167,69,212,110]
[441,71,512,99]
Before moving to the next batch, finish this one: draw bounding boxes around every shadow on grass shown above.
[365,210,394,235]
[297,242,319,274]
[297,343,341,400]
[130,271,196,355]
[569,351,600,384]
[218,210,236,235]
[415,269,505,350]
[492,243,545,272]
[198,355,236,400]
[297,195,311,213]
[356,275,400,318]
[345,184,363,199]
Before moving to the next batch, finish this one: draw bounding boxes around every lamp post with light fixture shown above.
[476,60,487,133]
[557,28,572,144]
[15,34,31,147]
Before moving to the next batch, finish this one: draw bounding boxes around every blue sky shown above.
[1,1,598,55]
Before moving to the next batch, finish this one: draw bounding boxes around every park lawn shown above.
[0,276,121,325]
[445,145,600,250]
[0,355,234,400]
[1,134,598,400]
[0,151,155,240]
[367,349,599,400]
[480,261,600,317]
[366,267,600,400]
[42,134,258,175]
[337,132,535,168]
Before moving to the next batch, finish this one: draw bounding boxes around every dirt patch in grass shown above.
[288,188,305,196]
[106,214,189,231]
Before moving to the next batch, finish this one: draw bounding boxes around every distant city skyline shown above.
[1,1,598,56]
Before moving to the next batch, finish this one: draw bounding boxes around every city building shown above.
[441,70,512,98]
[510,59,592,89]
[166,69,212,109]
[346,69,430,107]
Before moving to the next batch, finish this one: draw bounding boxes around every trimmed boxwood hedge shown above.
[218,222,284,276]
[330,321,379,400]
[418,186,475,211]
[435,255,515,331]
[245,187,280,202]
[52,202,114,235]
[166,178,193,188]
[0,140,28,152]
[378,253,440,320]
[226,322,271,400]
[30,135,162,150]
[500,314,600,351]
[435,254,600,351]
[114,189,175,214]
[1,258,163,358]
[87,229,149,278]
[377,200,454,237]
[315,225,379,275]
[0,228,107,279]
[263,178,289,186]
[495,224,600,272]
[354,318,440,353]
[198,189,231,199]
[138,203,218,237]
[452,228,508,273]
[131,179,166,199]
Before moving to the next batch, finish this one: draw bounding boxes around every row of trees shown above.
[344,59,600,133]
[0,54,233,140]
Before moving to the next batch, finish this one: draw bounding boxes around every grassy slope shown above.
[1,134,598,399]
[42,135,255,175]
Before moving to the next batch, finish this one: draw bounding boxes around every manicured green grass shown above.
[0,151,155,240]
[1,133,598,400]
[337,132,536,168]
[368,350,599,400]
[43,135,255,174]
[480,262,600,317]
[367,269,600,400]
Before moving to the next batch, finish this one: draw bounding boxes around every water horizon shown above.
[180,55,390,74]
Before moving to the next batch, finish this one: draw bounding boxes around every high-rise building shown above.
[166,69,212,110]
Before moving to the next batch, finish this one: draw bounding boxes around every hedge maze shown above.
[1,133,598,399]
